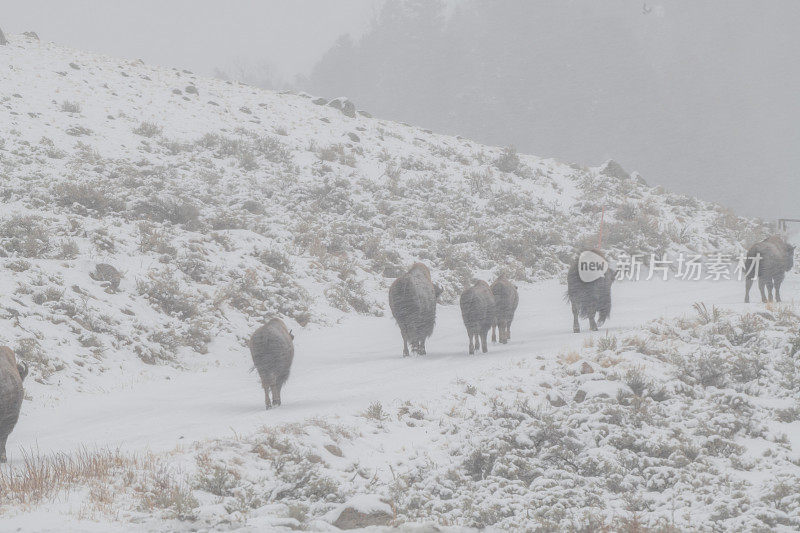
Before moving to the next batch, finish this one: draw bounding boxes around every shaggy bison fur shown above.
[249,318,294,409]
[567,250,616,332]
[491,278,519,344]
[460,280,496,355]
[745,235,795,303]
[388,263,442,357]
[0,346,27,463]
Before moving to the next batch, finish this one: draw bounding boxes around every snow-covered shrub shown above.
[52,180,124,215]
[0,214,52,258]
[59,100,82,113]
[137,268,200,320]
[132,121,162,137]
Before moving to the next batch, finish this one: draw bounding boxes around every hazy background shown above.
[4,0,799,219]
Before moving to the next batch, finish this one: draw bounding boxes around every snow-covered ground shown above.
[1,32,798,532]
[12,277,778,458]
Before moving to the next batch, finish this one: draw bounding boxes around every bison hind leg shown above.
[271,383,282,407]
[571,301,580,333]
[1,432,8,462]
[263,383,274,410]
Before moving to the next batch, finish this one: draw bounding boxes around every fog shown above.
[4,0,798,220]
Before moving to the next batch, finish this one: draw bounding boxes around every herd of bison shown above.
[0,235,795,462]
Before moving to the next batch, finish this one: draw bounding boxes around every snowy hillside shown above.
[0,34,769,396]
[0,32,793,532]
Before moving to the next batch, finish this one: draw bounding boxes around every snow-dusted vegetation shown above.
[0,35,766,393]
[1,33,795,532]
[3,304,800,531]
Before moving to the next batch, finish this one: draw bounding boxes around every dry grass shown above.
[0,447,149,505]
[559,349,581,364]
[0,447,196,520]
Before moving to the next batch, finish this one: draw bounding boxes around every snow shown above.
[0,32,797,531]
[9,277,777,459]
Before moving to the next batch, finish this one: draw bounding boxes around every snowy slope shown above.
[0,33,770,400]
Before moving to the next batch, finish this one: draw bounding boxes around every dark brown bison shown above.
[567,250,616,332]
[90,263,122,292]
[249,318,294,409]
[389,263,442,357]
[460,280,496,355]
[1,346,27,463]
[491,278,519,344]
[745,235,795,303]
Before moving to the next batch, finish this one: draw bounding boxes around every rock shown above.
[347,132,360,143]
[327,97,356,118]
[599,159,630,181]
[312,97,328,106]
[0,28,7,45]
[324,443,343,457]
[580,361,595,374]
[23,31,39,41]
[172,88,182,95]
[548,392,566,407]
[341,100,356,118]
[90,263,122,292]
[357,110,372,118]
[69,62,80,70]
[631,171,648,186]
[185,85,198,95]
[573,390,587,403]
[329,495,393,530]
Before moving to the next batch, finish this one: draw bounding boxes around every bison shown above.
[389,263,442,357]
[1,346,27,463]
[491,278,519,344]
[745,235,795,303]
[460,280,496,355]
[567,250,616,332]
[249,318,294,409]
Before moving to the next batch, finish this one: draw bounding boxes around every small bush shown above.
[493,146,520,173]
[137,269,199,319]
[60,101,82,113]
[133,121,163,138]
[0,215,52,258]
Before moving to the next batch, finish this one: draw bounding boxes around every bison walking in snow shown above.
[567,250,616,332]
[389,263,441,357]
[491,278,519,344]
[745,235,795,303]
[460,280,496,355]
[249,318,294,409]
[0,346,27,463]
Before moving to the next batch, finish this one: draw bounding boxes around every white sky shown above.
[1,0,379,78]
